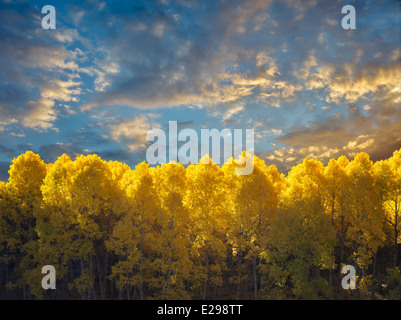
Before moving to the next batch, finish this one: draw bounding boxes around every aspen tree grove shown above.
[1,149,401,300]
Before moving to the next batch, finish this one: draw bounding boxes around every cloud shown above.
[221,104,245,121]
[0,1,109,133]
[76,0,288,113]
[0,145,17,158]
[262,105,401,173]
[21,98,57,131]
[107,114,161,152]
[97,148,140,168]
[0,0,399,174]
[323,62,401,105]
[16,144,35,152]
[38,142,90,163]
[0,162,11,182]
[19,77,84,131]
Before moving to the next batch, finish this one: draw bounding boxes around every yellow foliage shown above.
[0,149,400,300]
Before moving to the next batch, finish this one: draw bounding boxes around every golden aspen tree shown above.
[36,154,93,299]
[69,154,121,299]
[3,151,47,299]
[223,153,284,299]
[0,181,10,293]
[374,150,401,267]
[107,162,159,300]
[222,156,246,299]
[108,161,131,199]
[346,152,385,298]
[103,160,131,297]
[387,150,401,266]
[324,156,351,299]
[184,155,228,300]
[325,156,350,226]
[0,182,6,247]
[373,150,401,300]
[150,162,191,299]
[37,154,118,299]
[260,158,336,299]
[106,207,142,300]
[2,147,401,300]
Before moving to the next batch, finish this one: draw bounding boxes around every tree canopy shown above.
[1,149,400,300]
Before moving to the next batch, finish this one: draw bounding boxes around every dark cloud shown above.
[0,162,10,182]
[16,144,36,152]
[0,144,17,158]
[97,148,142,169]
[264,108,401,172]
[38,143,90,163]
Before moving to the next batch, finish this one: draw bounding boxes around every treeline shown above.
[0,150,400,300]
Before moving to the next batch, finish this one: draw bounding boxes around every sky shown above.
[0,0,400,180]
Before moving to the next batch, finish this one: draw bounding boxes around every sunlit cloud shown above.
[107,114,161,152]
[0,0,399,179]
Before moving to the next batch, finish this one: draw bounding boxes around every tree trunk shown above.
[394,200,399,267]
[236,248,242,300]
[371,251,377,300]
[213,285,218,300]
[133,285,137,300]
[88,252,95,300]
[5,249,8,297]
[353,255,358,300]
[126,252,131,300]
[97,253,105,300]
[202,245,209,300]
[105,250,109,298]
[126,283,131,300]
[80,259,86,300]
[340,213,345,300]
[139,217,144,300]
[253,256,258,300]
